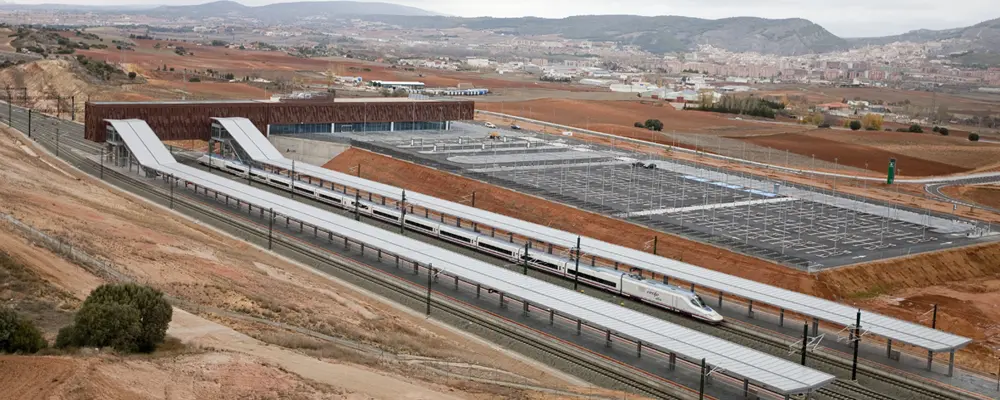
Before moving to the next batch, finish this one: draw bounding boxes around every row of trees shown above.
[695,95,781,119]
[1,283,172,354]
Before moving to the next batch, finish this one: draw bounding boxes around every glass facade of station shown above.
[269,121,449,135]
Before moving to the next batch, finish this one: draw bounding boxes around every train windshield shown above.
[690,295,710,310]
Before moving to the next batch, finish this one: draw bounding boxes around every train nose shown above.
[708,312,724,323]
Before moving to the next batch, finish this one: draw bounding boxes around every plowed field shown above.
[740,132,970,176]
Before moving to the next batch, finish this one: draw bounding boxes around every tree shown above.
[644,119,663,132]
[0,309,47,354]
[849,120,862,131]
[65,283,172,353]
[61,303,143,352]
[969,133,980,141]
[861,114,883,131]
[932,126,940,132]
[908,124,923,133]
[633,122,644,128]
[128,71,136,80]
[939,127,949,136]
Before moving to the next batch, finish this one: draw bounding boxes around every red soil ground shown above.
[477,98,812,136]
[79,41,595,92]
[739,133,970,176]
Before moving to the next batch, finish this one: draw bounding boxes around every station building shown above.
[84,96,474,142]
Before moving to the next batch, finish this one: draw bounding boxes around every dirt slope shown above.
[0,124,612,397]
[740,132,970,176]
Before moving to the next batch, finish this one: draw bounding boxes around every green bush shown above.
[969,133,980,142]
[633,121,644,128]
[849,120,861,130]
[0,309,48,354]
[932,126,940,132]
[188,77,200,82]
[644,119,663,131]
[908,124,923,133]
[57,284,171,353]
[939,127,949,136]
[69,303,143,352]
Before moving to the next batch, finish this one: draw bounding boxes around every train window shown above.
[530,257,560,270]
[373,210,398,219]
[251,173,266,179]
[690,295,708,309]
[318,193,341,203]
[225,165,244,173]
[440,230,472,243]
[293,186,314,195]
[566,269,616,287]
[405,219,434,231]
[478,242,513,256]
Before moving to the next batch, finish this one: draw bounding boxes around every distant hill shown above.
[848,18,1000,63]
[143,1,438,22]
[363,15,848,55]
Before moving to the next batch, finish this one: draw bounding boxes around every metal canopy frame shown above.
[104,118,836,395]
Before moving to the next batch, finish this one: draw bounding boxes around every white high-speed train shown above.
[198,156,723,323]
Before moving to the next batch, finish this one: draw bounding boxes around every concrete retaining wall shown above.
[268,135,350,166]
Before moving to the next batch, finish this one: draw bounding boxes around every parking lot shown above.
[346,122,994,270]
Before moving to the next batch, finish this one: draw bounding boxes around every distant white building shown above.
[466,58,491,68]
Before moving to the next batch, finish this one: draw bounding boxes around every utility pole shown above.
[573,236,581,290]
[522,242,529,275]
[425,263,433,316]
[698,358,707,400]
[27,109,31,139]
[652,236,658,255]
[99,147,104,180]
[71,96,75,121]
[290,159,296,199]
[851,309,862,381]
[931,304,938,329]
[55,128,60,157]
[6,98,10,127]
[168,174,174,209]
[268,208,274,250]
[471,190,476,208]
[399,190,407,234]
[356,163,361,178]
[801,322,808,365]
[354,191,361,221]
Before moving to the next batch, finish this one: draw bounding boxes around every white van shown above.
[484,122,497,128]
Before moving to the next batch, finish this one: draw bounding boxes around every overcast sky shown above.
[11,0,998,37]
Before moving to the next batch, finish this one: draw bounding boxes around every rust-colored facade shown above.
[84,100,475,142]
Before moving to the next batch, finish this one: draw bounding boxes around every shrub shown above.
[849,120,862,131]
[57,284,172,353]
[63,303,142,352]
[0,309,48,354]
[908,124,923,133]
[644,119,663,131]
[128,71,136,80]
[969,133,980,141]
[818,123,831,128]
[188,77,200,82]
[932,126,940,132]
[939,127,949,136]
[633,122,644,128]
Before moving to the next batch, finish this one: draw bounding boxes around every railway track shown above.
[10,109,987,400]
[11,116,699,400]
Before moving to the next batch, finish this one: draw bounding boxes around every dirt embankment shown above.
[739,132,971,176]
[325,148,1000,372]
[0,124,604,398]
[942,185,1000,210]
